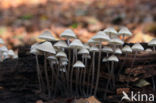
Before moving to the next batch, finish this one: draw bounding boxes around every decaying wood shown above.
[0,44,156,103]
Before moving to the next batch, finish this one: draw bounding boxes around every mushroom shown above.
[145,48,152,52]
[69,39,83,92]
[73,61,85,97]
[92,31,110,95]
[36,41,56,97]
[104,27,118,38]
[38,30,56,42]
[0,46,8,61]
[104,55,119,99]
[127,43,144,86]
[114,48,122,55]
[8,50,15,59]
[118,27,132,41]
[30,43,43,92]
[148,38,156,51]
[89,46,99,95]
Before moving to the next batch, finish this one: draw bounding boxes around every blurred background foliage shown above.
[0,0,155,49]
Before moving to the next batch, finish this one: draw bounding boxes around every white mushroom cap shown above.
[73,61,85,68]
[60,29,76,39]
[88,39,99,45]
[0,46,8,52]
[148,38,156,46]
[83,44,90,50]
[47,55,57,60]
[114,48,122,54]
[104,27,117,35]
[89,46,99,52]
[69,39,83,49]
[38,30,56,41]
[92,31,110,42]
[13,54,18,59]
[78,48,89,55]
[107,55,119,62]
[2,52,9,59]
[0,38,4,44]
[102,57,108,62]
[102,46,113,53]
[145,48,152,52]
[118,27,132,36]
[60,57,68,62]
[54,40,68,48]
[36,41,56,54]
[122,45,132,53]
[30,43,41,55]
[109,37,124,45]
[132,43,144,52]
[56,51,67,58]
[8,50,15,57]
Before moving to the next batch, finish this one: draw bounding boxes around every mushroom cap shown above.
[145,48,152,52]
[73,61,85,68]
[54,40,68,48]
[102,46,113,53]
[148,38,156,46]
[60,29,76,39]
[102,57,108,62]
[60,57,68,62]
[122,45,132,53]
[36,41,56,54]
[118,27,132,36]
[89,46,99,52]
[109,37,124,45]
[78,48,89,55]
[108,55,119,62]
[0,38,4,44]
[114,48,122,54]
[56,51,67,58]
[3,52,8,56]
[132,43,144,52]
[92,31,110,42]
[0,46,8,52]
[104,27,117,35]
[88,39,99,45]
[47,55,57,60]
[30,43,42,55]
[69,39,83,49]
[8,50,15,56]
[38,30,56,41]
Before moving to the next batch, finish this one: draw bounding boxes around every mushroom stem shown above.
[94,43,102,96]
[44,52,51,97]
[82,57,87,96]
[153,46,156,52]
[76,68,80,97]
[67,49,71,89]
[90,52,95,95]
[49,61,54,93]
[79,66,83,95]
[35,55,42,92]
[152,76,155,91]
[118,53,127,77]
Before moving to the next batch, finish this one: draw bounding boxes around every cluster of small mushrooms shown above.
[0,38,18,62]
[30,27,156,99]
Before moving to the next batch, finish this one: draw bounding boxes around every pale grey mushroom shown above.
[148,38,156,51]
[118,27,132,41]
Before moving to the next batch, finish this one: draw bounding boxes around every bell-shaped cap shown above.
[47,55,57,60]
[54,40,68,48]
[92,31,110,42]
[90,46,99,52]
[145,48,152,52]
[78,48,89,55]
[69,39,83,49]
[38,30,56,41]
[102,57,108,62]
[56,51,67,58]
[36,41,56,54]
[8,50,15,56]
[132,43,144,52]
[30,43,41,55]
[60,29,76,39]
[0,38,4,44]
[88,39,99,45]
[118,27,132,36]
[102,46,113,53]
[104,27,117,35]
[114,48,122,54]
[148,38,156,46]
[0,46,8,52]
[109,37,124,45]
[122,45,132,53]
[73,61,85,68]
[108,55,119,62]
